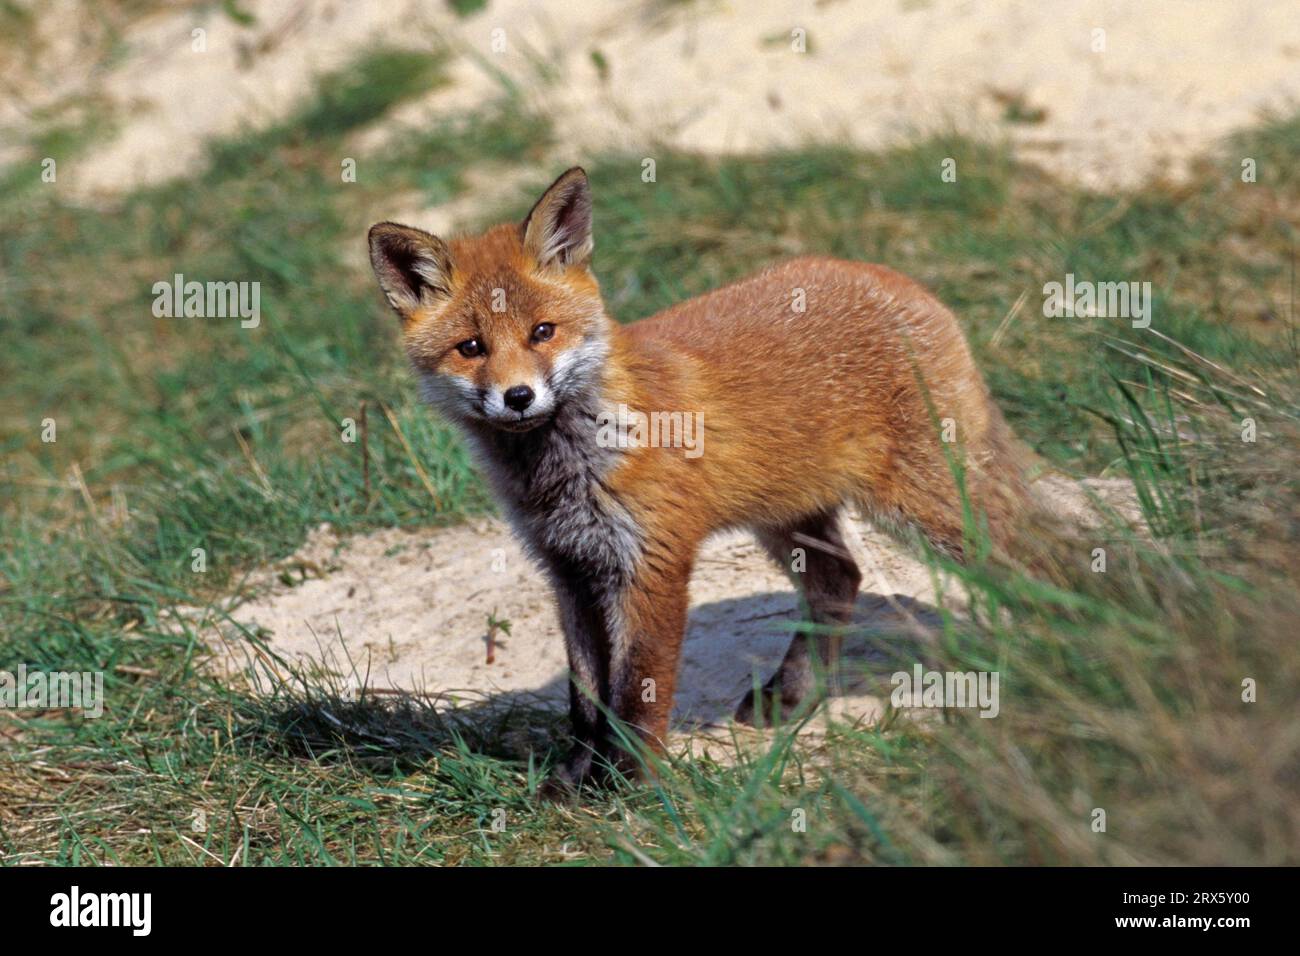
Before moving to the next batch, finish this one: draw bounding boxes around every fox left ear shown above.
[522,167,593,269]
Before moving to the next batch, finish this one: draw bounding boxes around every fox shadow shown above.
[671,588,946,728]
[256,587,946,768]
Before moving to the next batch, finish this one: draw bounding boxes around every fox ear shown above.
[522,167,593,269]
[367,222,453,320]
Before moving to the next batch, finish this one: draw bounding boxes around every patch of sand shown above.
[197,474,1136,743]
[6,1,1299,196]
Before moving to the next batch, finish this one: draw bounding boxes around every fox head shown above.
[368,167,610,433]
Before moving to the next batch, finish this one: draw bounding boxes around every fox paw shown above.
[536,773,579,804]
[733,682,820,727]
[733,686,786,726]
[535,747,599,803]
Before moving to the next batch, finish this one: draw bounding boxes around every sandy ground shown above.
[4,0,1299,197]
[197,476,1136,744]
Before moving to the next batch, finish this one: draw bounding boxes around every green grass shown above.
[446,0,489,17]
[1,47,1298,865]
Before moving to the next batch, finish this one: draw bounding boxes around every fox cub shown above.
[368,167,1032,797]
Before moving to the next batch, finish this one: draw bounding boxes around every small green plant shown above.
[485,609,512,664]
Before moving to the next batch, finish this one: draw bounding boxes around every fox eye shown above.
[531,323,555,344]
[456,338,484,358]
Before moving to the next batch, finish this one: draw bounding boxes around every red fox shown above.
[368,167,1033,798]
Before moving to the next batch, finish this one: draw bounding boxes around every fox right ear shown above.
[367,222,453,320]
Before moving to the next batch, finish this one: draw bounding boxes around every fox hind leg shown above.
[735,510,862,726]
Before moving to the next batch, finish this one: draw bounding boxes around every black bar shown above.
[0,866,1277,941]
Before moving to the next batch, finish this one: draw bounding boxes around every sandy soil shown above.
[197,475,1136,743]
[5,0,1299,196]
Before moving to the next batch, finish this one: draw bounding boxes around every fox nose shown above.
[503,385,535,412]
